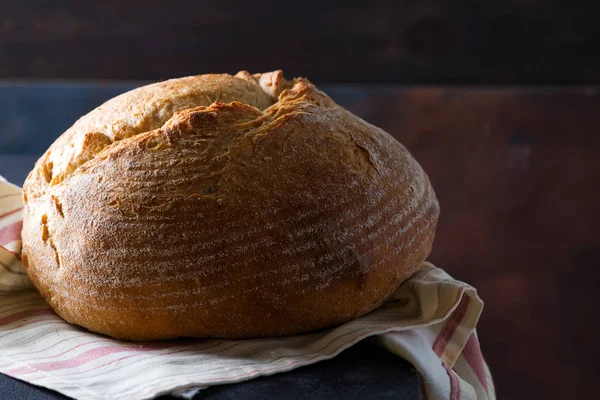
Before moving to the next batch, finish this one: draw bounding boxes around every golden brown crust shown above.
[21,71,439,341]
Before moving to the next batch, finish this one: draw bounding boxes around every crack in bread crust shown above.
[24,71,290,200]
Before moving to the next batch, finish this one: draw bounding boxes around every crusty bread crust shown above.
[21,71,439,340]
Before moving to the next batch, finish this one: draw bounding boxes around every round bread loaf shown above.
[21,71,439,341]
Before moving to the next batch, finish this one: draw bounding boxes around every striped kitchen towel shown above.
[0,177,31,292]
[0,177,495,400]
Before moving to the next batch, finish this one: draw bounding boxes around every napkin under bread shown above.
[0,177,495,400]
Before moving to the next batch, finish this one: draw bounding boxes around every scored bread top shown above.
[21,71,439,340]
[24,71,290,200]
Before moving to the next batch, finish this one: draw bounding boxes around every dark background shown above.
[2,1,600,399]
[2,1,600,84]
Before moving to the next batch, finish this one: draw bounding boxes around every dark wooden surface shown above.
[2,1,600,84]
[2,82,599,400]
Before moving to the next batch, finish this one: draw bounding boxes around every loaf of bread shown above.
[21,71,439,341]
